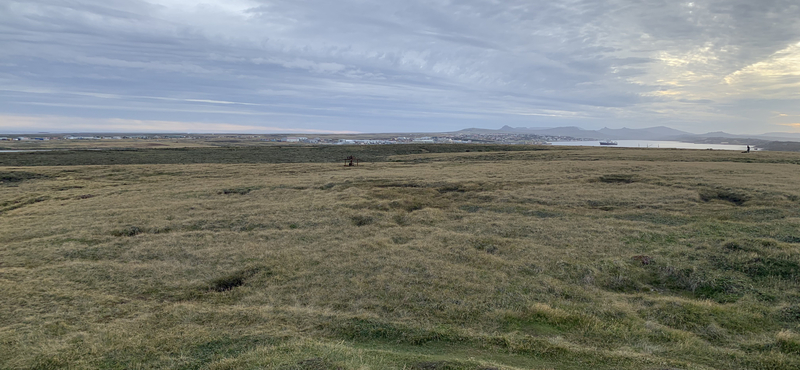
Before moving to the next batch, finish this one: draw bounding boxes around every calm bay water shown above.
[549,140,753,151]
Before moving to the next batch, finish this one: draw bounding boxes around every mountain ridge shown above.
[456,126,800,142]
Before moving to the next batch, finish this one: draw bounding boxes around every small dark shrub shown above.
[723,241,745,251]
[631,255,655,265]
[111,226,142,237]
[437,185,465,193]
[473,239,498,254]
[210,274,245,292]
[219,186,260,195]
[351,215,374,226]
[209,266,267,292]
[221,188,249,195]
[598,174,635,183]
[391,236,412,244]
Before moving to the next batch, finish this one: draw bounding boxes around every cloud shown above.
[778,123,800,133]
[0,115,360,133]
[1,0,800,133]
[723,42,800,97]
[678,99,715,104]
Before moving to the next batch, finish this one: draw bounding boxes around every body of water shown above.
[0,149,54,153]
[549,140,754,151]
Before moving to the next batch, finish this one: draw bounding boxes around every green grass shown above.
[2,145,800,368]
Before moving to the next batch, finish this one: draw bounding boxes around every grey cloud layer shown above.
[1,0,799,133]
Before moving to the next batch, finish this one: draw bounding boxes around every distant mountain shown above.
[463,125,693,140]
[457,127,510,134]
[488,125,602,138]
[457,126,800,143]
[690,131,740,138]
[519,126,600,138]
[597,126,692,140]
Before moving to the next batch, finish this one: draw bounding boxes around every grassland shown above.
[2,145,800,369]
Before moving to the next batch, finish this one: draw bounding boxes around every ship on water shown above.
[599,140,618,145]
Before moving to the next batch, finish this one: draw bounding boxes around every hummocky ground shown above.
[2,145,800,369]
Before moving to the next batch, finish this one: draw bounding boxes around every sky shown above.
[1,0,800,134]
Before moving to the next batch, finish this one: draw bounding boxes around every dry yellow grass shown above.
[2,147,800,369]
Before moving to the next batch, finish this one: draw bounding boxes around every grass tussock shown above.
[3,146,800,369]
